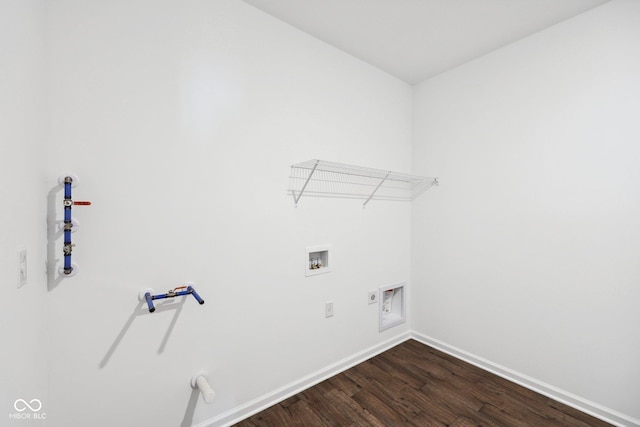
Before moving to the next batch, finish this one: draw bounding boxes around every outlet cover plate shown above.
[18,248,27,288]
[368,290,378,304]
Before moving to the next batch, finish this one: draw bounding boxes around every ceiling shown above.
[241,0,610,85]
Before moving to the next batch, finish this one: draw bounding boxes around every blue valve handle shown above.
[145,292,155,313]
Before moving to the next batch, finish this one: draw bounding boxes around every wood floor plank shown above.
[479,401,561,427]
[326,372,362,397]
[344,362,427,423]
[324,388,387,427]
[395,379,461,425]
[241,402,294,427]
[546,399,613,427]
[233,340,613,427]
[421,375,485,413]
[351,389,412,426]
[449,415,499,427]
[285,398,329,427]
[367,353,427,390]
[298,385,355,426]
[379,348,451,383]
[477,375,549,406]
[472,376,593,427]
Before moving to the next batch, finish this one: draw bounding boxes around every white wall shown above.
[44,0,412,426]
[0,0,49,424]
[9,0,638,425]
[412,0,640,423]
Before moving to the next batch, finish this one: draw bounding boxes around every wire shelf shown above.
[288,159,438,206]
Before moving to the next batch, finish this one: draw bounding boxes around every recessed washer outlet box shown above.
[306,245,330,277]
[379,282,406,331]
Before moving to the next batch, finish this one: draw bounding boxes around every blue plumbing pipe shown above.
[63,178,73,274]
[145,292,155,312]
[145,286,205,313]
[64,178,72,199]
[188,286,205,305]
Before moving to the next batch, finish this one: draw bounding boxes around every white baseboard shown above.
[195,330,639,427]
[196,331,412,427]
[411,332,640,427]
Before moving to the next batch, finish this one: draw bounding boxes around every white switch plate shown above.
[18,248,27,288]
[325,301,334,318]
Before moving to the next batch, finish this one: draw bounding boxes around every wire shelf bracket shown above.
[288,159,438,207]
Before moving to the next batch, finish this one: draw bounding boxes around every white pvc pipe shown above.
[196,376,216,403]
[191,372,215,404]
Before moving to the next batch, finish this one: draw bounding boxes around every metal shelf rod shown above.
[363,172,390,207]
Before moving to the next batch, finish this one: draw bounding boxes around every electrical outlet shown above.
[17,248,27,288]
[368,290,378,304]
[325,301,334,318]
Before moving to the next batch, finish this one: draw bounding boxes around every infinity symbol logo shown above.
[14,399,42,412]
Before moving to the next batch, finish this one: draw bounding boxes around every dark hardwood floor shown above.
[234,339,611,426]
